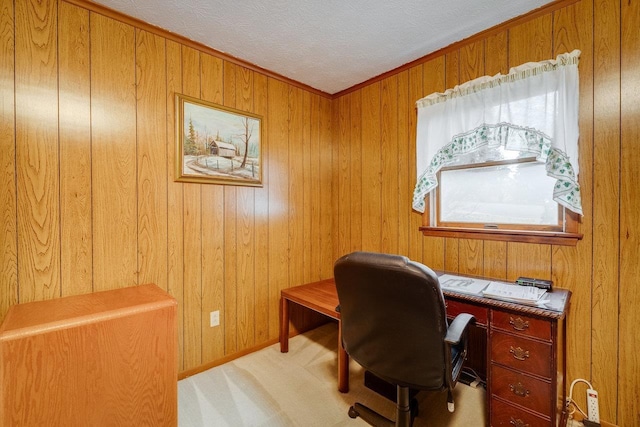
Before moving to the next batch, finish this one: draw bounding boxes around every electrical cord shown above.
[566,378,592,419]
[461,367,486,388]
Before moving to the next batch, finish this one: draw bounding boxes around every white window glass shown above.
[438,161,559,226]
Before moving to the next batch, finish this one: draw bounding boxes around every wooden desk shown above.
[279,279,349,392]
[279,277,570,427]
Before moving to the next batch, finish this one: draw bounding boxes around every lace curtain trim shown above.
[412,122,583,215]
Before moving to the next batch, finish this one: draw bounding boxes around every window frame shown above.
[420,159,582,246]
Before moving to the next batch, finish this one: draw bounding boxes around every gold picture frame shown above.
[175,93,263,186]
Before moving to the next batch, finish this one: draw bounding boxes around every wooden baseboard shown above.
[177,320,330,380]
[178,338,279,380]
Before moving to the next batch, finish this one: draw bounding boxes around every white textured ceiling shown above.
[93,0,554,94]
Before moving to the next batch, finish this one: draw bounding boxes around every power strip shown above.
[587,388,600,423]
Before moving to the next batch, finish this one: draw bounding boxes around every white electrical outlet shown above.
[586,388,600,423]
[210,310,220,327]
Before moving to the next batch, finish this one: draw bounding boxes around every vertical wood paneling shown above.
[15,0,60,302]
[90,13,136,292]
[381,75,399,255]
[331,99,340,264]
[460,40,484,83]
[288,86,304,290]
[506,243,551,282]
[408,65,423,263]
[58,2,91,297]
[223,61,238,354]
[483,241,507,280]
[303,91,313,284]
[0,0,17,319]
[361,83,382,252]
[620,0,640,423]
[253,72,270,343]
[459,239,483,276]
[200,53,225,362]
[165,39,185,371]
[349,91,362,252]
[287,86,305,332]
[308,94,321,281]
[136,29,168,292]
[552,2,596,414]
[397,70,409,257]
[181,45,202,370]
[485,31,509,75]
[337,94,351,256]
[319,96,333,279]
[508,14,553,64]
[267,78,289,339]
[592,4,620,415]
[236,65,256,350]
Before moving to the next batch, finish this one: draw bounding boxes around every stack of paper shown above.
[482,282,547,305]
[439,274,490,295]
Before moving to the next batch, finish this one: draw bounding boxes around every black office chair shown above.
[334,251,475,427]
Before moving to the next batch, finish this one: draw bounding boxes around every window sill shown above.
[419,226,583,246]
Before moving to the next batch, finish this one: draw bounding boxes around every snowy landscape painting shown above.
[175,94,262,186]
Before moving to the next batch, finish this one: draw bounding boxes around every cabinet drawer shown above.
[491,397,552,427]
[491,364,552,416]
[492,310,551,341]
[491,331,552,378]
[446,299,488,326]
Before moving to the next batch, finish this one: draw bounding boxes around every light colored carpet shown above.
[178,322,486,426]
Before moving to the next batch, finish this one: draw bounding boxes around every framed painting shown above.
[175,93,263,186]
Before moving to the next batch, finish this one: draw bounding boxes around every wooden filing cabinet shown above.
[0,284,178,427]
[445,292,569,427]
[488,309,565,427]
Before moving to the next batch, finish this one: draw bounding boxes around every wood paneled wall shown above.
[332,0,638,424]
[0,0,334,374]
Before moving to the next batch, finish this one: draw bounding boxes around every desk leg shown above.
[279,297,289,353]
[337,322,349,393]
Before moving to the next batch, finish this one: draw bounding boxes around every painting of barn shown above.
[209,140,237,158]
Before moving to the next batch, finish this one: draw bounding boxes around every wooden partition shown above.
[0,284,177,426]
[331,1,638,424]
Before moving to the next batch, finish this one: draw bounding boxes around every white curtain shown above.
[413,50,582,216]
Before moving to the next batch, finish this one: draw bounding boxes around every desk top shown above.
[281,279,341,320]
[283,274,571,321]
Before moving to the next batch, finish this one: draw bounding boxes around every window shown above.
[436,158,561,230]
[413,51,583,245]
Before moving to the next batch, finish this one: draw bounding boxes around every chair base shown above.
[347,386,416,427]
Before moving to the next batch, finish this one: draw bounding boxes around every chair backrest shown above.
[334,251,449,390]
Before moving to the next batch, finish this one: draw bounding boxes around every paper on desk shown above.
[439,274,490,295]
[482,282,547,305]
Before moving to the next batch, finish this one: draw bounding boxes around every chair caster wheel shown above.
[348,406,359,419]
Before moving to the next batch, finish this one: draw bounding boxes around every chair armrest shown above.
[444,313,475,346]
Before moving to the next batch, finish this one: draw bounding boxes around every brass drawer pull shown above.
[510,417,529,427]
[509,382,530,397]
[509,346,530,361]
[509,316,529,331]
